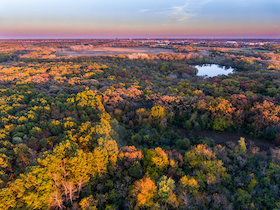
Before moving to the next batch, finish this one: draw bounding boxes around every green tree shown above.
[143,147,169,179]
[238,137,246,153]
[157,175,177,207]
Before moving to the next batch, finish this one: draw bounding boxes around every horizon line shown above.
[0,37,279,40]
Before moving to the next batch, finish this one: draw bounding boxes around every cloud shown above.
[169,3,194,22]
[138,2,195,23]
[162,0,213,23]
[140,9,150,13]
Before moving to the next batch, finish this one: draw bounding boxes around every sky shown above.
[0,0,279,39]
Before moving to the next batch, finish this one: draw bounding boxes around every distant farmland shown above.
[56,46,178,57]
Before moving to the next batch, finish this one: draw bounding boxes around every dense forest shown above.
[0,40,280,209]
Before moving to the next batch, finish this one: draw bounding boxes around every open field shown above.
[56,46,178,57]
[194,46,272,53]
[226,48,272,53]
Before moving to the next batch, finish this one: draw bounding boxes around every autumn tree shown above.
[184,144,228,189]
[247,100,280,137]
[131,176,157,208]
[143,147,169,179]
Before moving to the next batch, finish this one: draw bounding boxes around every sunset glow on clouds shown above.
[0,0,279,38]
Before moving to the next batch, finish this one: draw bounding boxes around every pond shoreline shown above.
[195,64,234,77]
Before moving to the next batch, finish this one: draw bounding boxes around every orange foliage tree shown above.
[131,176,157,208]
[248,100,280,137]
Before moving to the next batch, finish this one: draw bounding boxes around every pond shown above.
[195,64,234,77]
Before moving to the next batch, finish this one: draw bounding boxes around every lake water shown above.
[195,64,234,77]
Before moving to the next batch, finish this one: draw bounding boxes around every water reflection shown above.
[195,64,234,77]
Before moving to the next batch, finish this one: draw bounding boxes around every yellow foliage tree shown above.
[132,176,157,208]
